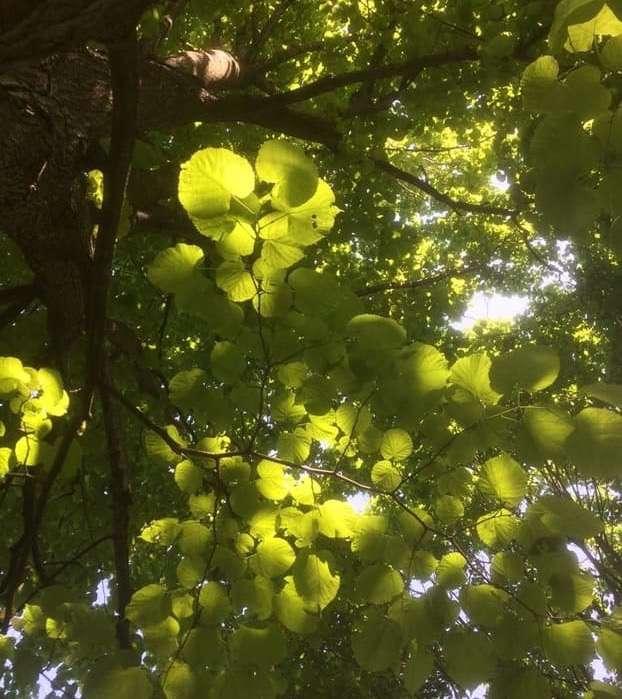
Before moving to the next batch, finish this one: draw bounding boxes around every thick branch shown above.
[100,370,132,649]
[265,47,478,106]
[0,0,154,69]
[0,476,35,631]
[87,34,139,389]
[0,283,37,305]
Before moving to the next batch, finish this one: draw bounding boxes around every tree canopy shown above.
[1,0,622,697]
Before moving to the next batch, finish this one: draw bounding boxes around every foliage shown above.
[1,1,622,698]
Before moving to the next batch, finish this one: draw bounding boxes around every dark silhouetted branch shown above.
[370,156,516,216]
[266,47,479,105]
[357,268,461,296]
[100,368,132,649]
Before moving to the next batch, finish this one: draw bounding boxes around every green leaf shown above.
[476,509,520,547]
[347,314,407,350]
[460,584,508,626]
[549,0,622,53]
[140,518,181,546]
[396,342,450,407]
[352,610,403,672]
[273,577,318,634]
[581,382,622,408]
[490,669,551,699]
[0,448,11,478]
[216,218,256,256]
[256,460,290,500]
[89,667,153,699]
[270,179,340,242]
[444,630,495,689]
[162,661,196,699]
[480,452,528,507]
[450,353,501,405]
[491,551,524,582]
[212,667,276,699]
[563,65,611,118]
[598,627,622,671]
[256,140,318,207]
[371,460,401,491]
[251,537,296,578]
[147,244,204,294]
[490,345,560,394]
[14,435,53,467]
[522,405,575,460]
[436,552,467,589]
[211,340,246,383]
[181,626,224,666]
[0,356,30,393]
[585,681,622,699]
[434,495,464,524]
[356,563,404,604]
[380,428,413,461]
[602,34,622,69]
[521,56,564,112]
[293,550,340,611]
[231,623,287,668]
[198,581,231,624]
[397,507,433,544]
[174,460,202,494]
[543,620,595,666]
[144,425,186,466]
[176,556,204,589]
[260,237,305,270]
[566,407,622,480]
[215,259,256,302]
[231,576,274,620]
[126,584,170,627]
[169,369,206,411]
[550,570,594,613]
[178,147,255,220]
[277,429,311,464]
[316,499,357,538]
[289,474,321,506]
[528,495,603,540]
[178,521,211,557]
[404,643,434,695]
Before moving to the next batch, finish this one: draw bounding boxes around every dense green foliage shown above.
[2,1,622,697]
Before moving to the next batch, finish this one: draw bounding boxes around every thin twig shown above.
[157,294,173,362]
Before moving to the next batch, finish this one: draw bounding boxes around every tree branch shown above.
[100,367,132,649]
[86,32,139,391]
[369,156,515,216]
[265,47,478,106]
[102,381,243,461]
[0,475,35,631]
[248,0,296,60]
[22,534,112,608]
[0,0,154,69]
[356,268,461,296]
[0,283,37,305]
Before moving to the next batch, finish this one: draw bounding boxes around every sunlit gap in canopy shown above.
[450,174,577,333]
[451,291,531,332]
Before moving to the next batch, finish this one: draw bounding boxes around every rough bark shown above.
[0,45,341,355]
[0,0,154,69]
